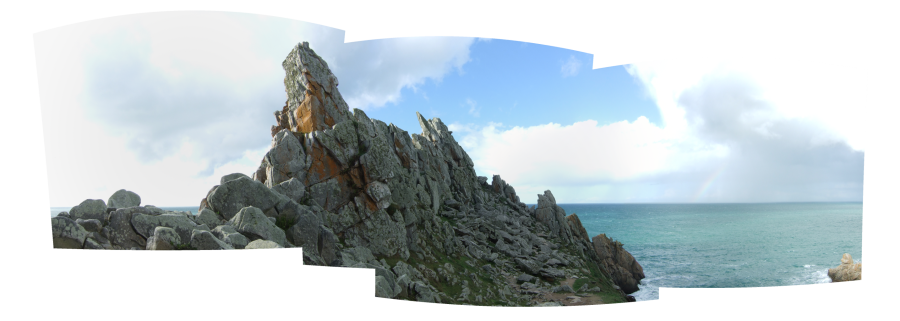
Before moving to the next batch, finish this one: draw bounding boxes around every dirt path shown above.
[506,276,606,307]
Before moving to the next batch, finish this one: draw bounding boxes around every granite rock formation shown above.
[50,41,644,306]
[592,234,645,294]
[828,253,862,282]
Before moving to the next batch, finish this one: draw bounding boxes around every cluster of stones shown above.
[51,41,645,306]
[828,253,862,282]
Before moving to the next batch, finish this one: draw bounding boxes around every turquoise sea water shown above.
[50,203,862,301]
[558,203,863,301]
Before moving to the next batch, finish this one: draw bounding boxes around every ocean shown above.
[50,202,863,301]
[558,202,863,301]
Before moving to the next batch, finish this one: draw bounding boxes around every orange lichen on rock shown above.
[305,142,343,186]
[293,72,338,134]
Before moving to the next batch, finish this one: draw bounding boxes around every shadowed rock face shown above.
[52,41,645,306]
[592,234,645,294]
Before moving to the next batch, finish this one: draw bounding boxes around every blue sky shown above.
[34,11,865,206]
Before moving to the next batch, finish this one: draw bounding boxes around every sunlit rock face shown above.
[828,253,862,282]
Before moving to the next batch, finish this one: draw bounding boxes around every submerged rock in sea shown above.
[828,253,862,282]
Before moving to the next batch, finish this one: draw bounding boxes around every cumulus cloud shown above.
[452,117,675,187]
[40,12,484,205]
[454,63,863,203]
[35,11,865,205]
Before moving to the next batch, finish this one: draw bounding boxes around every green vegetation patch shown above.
[274,214,297,231]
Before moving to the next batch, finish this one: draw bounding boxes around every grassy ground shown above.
[375,205,628,305]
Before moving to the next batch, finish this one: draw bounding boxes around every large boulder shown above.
[50,216,90,251]
[212,225,250,249]
[106,206,164,249]
[146,227,181,250]
[828,253,862,282]
[281,202,322,253]
[190,229,234,250]
[272,177,306,203]
[229,206,287,247]
[366,181,392,210]
[196,208,224,230]
[69,199,108,222]
[265,130,308,187]
[221,173,249,185]
[207,176,289,220]
[131,213,209,248]
[245,240,282,249]
[107,189,141,208]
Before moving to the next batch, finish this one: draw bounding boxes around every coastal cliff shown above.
[51,41,644,306]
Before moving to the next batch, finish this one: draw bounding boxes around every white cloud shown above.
[625,48,879,152]
[34,11,867,205]
[456,117,675,185]
[452,59,865,203]
[328,37,475,110]
[35,12,477,206]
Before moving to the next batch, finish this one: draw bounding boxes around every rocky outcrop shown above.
[592,234,645,294]
[274,41,352,135]
[50,41,645,306]
[828,253,862,282]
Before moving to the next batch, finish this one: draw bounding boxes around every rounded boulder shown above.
[108,189,141,208]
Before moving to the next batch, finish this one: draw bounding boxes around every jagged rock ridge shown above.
[51,42,644,306]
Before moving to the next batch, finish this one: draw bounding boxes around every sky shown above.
[35,11,865,207]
